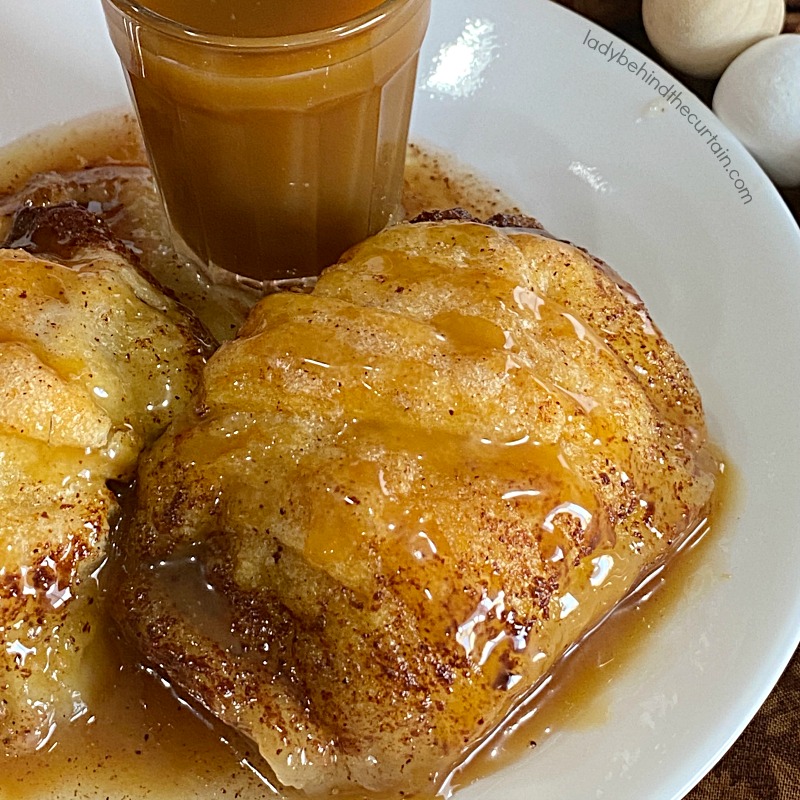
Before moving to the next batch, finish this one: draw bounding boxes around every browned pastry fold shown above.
[114,218,718,795]
[0,203,212,754]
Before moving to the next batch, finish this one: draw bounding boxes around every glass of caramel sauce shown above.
[101,0,431,284]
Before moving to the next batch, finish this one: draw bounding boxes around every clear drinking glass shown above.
[101,0,431,284]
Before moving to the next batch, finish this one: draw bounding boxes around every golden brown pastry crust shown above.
[114,219,718,795]
[0,204,212,754]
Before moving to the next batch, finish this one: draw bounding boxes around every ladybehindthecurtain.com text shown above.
[582,29,753,205]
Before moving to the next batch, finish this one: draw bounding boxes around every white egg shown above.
[713,35,800,188]
[642,0,784,79]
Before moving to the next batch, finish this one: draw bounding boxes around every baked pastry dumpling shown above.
[114,217,718,795]
[0,203,212,754]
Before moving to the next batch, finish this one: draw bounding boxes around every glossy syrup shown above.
[130,0,386,38]
[0,112,729,800]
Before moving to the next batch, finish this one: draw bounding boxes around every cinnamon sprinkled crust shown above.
[410,207,544,230]
[0,203,212,754]
[5,201,127,260]
[114,217,718,795]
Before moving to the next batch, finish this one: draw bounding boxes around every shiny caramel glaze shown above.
[113,219,719,795]
[0,157,252,344]
[0,116,721,798]
[130,0,386,38]
[0,203,212,756]
[104,0,430,280]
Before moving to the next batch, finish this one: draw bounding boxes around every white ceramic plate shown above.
[2,1,800,799]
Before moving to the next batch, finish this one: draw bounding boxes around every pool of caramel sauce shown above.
[0,112,731,800]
